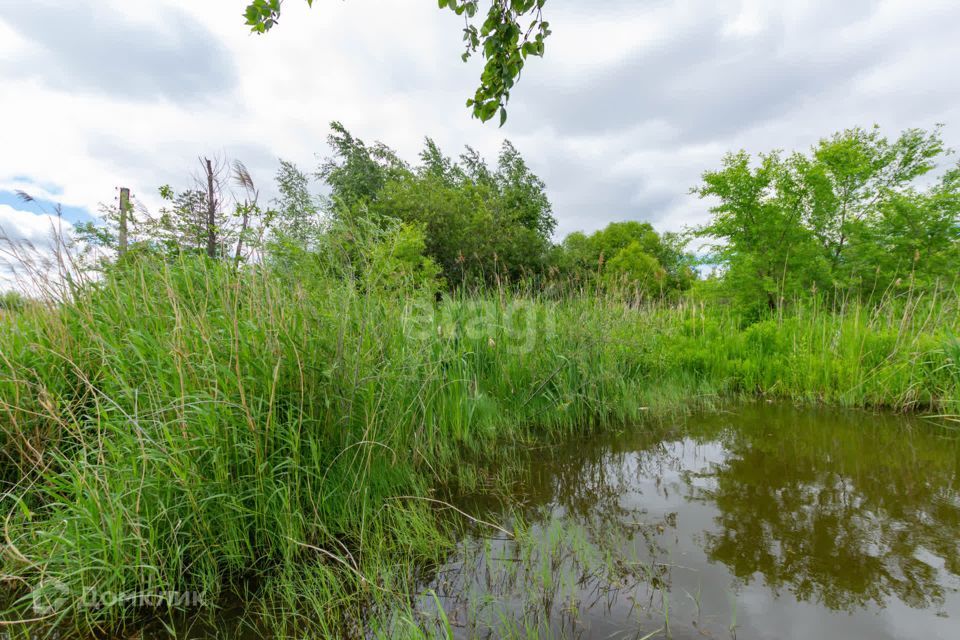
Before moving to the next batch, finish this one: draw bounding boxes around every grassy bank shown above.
[1,256,959,637]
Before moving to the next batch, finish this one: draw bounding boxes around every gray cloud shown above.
[87,136,279,196]
[502,0,960,238]
[516,3,885,142]
[0,0,236,101]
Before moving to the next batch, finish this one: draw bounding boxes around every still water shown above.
[417,404,960,639]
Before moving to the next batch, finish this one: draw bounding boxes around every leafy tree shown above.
[591,221,663,265]
[554,231,596,276]
[373,165,492,283]
[243,0,551,124]
[318,122,410,209]
[695,151,831,314]
[846,166,960,294]
[705,151,827,309]
[366,221,444,292]
[695,125,959,313]
[793,126,945,285]
[494,140,555,238]
[374,139,555,284]
[552,221,695,297]
[311,123,556,285]
[603,241,665,296]
[155,187,211,255]
[272,159,320,244]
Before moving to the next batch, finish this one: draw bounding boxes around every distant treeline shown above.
[73,123,959,315]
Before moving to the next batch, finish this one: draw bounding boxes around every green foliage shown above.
[2,241,959,635]
[272,159,319,245]
[244,0,550,124]
[604,241,665,294]
[696,125,960,315]
[310,123,556,286]
[375,140,556,284]
[73,160,275,267]
[552,221,695,298]
[319,121,409,209]
[156,187,216,255]
[5,121,960,637]
[0,291,25,312]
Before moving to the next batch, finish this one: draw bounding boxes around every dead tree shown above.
[203,157,218,259]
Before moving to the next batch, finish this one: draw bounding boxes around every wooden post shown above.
[118,187,130,256]
[204,158,217,259]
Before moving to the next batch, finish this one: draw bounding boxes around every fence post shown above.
[118,187,130,256]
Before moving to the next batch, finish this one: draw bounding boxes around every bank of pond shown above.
[11,403,959,640]
[2,259,959,639]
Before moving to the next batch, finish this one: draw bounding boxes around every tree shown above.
[272,159,319,245]
[157,187,213,256]
[846,165,960,295]
[494,140,555,238]
[556,231,596,276]
[243,0,551,124]
[551,221,695,298]
[371,136,556,284]
[309,123,556,286]
[71,156,275,265]
[604,241,665,297]
[695,125,959,313]
[695,151,831,314]
[318,121,410,210]
[793,126,945,286]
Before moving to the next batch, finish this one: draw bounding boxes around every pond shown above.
[413,403,960,639]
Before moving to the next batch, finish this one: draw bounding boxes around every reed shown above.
[0,251,957,637]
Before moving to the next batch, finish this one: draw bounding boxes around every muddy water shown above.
[417,404,960,639]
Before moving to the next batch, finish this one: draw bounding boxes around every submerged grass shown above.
[0,254,958,637]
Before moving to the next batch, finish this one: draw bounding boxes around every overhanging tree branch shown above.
[243,0,550,125]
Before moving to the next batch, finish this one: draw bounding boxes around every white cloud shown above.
[0,204,75,293]
[0,204,73,245]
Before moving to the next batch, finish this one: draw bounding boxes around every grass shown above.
[0,251,958,638]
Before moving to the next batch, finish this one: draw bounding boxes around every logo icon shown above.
[31,578,70,615]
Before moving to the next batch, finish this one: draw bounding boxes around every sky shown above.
[2,0,960,289]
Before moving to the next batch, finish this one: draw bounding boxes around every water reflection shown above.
[425,404,960,639]
[694,408,960,613]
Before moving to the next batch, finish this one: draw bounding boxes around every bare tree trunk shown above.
[204,158,217,259]
[118,187,130,256]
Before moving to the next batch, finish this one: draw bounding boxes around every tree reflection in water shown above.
[690,404,960,612]
[419,404,960,638]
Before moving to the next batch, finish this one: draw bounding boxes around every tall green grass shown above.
[0,251,958,637]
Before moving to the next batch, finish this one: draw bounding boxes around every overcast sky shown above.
[2,0,960,289]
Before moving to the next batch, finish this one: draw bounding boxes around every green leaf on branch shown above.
[244,0,550,125]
